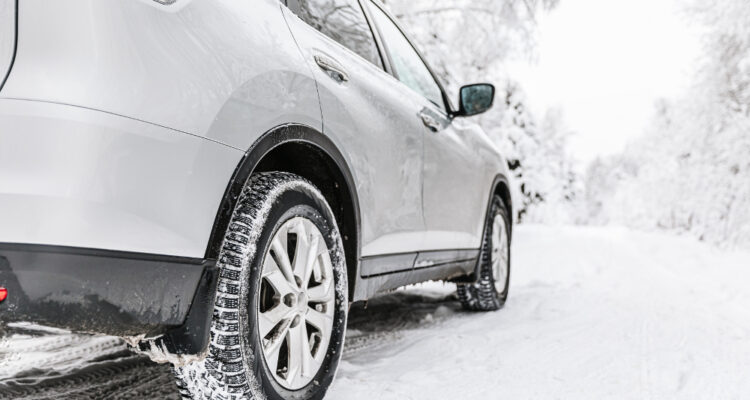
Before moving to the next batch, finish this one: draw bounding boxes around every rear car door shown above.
[365,2,489,251]
[281,0,428,273]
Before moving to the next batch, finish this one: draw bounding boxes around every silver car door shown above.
[366,1,491,252]
[422,108,496,250]
[281,0,428,271]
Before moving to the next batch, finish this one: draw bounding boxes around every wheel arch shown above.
[451,173,513,287]
[204,124,361,299]
[492,174,513,239]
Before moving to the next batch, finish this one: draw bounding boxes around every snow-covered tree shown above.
[491,84,582,223]
[584,0,750,248]
[383,0,558,98]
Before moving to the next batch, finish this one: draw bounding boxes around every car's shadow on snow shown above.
[345,288,462,352]
[0,288,461,399]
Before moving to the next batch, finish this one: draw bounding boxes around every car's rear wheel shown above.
[174,172,348,400]
[457,195,510,311]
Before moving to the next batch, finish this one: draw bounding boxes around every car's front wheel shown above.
[175,172,348,400]
[457,195,511,311]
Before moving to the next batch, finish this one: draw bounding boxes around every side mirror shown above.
[456,83,495,117]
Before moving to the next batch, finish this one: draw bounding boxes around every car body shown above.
[0,0,511,359]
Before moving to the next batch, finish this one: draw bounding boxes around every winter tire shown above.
[457,195,510,311]
[174,172,348,400]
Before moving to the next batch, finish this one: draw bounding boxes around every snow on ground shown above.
[329,225,750,399]
[2,225,750,399]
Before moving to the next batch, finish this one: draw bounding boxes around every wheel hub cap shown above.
[257,217,335,390]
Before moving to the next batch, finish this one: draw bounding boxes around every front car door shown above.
[365,2,491,252]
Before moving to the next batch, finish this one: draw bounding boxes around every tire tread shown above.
[174,172,324,399]
[457,197,510,311]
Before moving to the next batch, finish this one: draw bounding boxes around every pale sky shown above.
[509,0,703,162]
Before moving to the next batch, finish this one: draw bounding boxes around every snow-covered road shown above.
[330,225,750,399]
[2,225,749,399]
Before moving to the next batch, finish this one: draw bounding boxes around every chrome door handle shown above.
[314,55,349,83]
[420,112,441,132]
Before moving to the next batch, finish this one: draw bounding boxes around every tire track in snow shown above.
[0,286,461,399]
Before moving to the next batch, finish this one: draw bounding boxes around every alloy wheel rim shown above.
[490,214,509,293]
[257,217,335,390]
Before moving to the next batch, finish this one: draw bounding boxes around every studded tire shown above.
[174,172,348,400]
[457,195,511,311]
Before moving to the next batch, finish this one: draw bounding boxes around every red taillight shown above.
[0,287,7,302]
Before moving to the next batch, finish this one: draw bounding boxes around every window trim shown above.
[283,0,386,71]
[355,0,389,72]
[362,0,453,115]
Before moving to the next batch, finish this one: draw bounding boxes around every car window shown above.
[287,0,383,69]
[368,2,445,110]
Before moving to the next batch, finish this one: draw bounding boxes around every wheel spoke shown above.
[306,308,332,337]
[300,235,321,290]
[263,256,296,296]
[272,236,296,288]
[291,220,311,281]
[491,219,502,264]
[500,239,509,266]
[263,329,283,374]
[259,304,294,340]
[312,252,326,283]
[299,324,319,378]
[262,314,293,379]
[317,247,333,282]
[307,279,334,303]
[286,324,304,386]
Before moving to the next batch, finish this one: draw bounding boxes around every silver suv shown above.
[0,0,513,398]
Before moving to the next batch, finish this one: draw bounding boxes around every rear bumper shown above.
[0,99,239,353]
[0,243,212,337]
[0,98,243,258]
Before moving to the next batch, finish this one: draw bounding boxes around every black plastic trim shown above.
[0,243,209,337]
[354,255,476,301]
[0,0,18,92]
[414,249,479,269]
[354,248,478,299]
[359,248,480,279]
[154,262,219,355]
[357,0,392,74]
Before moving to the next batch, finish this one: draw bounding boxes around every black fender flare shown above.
[204,123,361,261]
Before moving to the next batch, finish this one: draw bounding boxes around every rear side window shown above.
[287,0,383,68]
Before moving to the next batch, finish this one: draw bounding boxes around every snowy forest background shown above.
[383,0,750,250]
